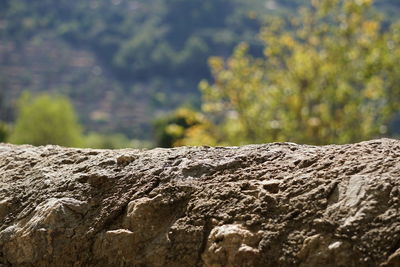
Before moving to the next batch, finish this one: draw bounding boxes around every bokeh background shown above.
[0,0,399,148]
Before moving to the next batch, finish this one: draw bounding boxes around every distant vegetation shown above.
[0,0,399,147]
[5,92,152,148]
[158,0,400,146]
[2,90,163,148]
[9,93,83,147]
[0,0,268,83]
[0,0,271,141]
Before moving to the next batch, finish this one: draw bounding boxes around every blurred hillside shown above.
[0,0,399,141]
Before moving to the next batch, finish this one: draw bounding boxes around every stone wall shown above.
[1,139,399,266]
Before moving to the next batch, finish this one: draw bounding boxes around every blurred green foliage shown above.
[0,0,265,83]
[154,107,216,147]
[2,0,400,147]
[0,122,10,142]
[0,0,272,140]
[83,132,152,149]
[177,0,400,146]
[10,0,393,91]
[6,92,152,149]
[9,93,83,147]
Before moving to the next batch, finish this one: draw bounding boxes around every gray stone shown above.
[0,139,399,266]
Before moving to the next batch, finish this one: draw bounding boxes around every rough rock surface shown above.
[0,139,399,267]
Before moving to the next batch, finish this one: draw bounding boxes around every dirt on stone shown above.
[0,139,399,266]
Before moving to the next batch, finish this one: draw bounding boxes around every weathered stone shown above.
[0,139,399,266]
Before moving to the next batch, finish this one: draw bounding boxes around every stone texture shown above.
[0,139,399,266]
